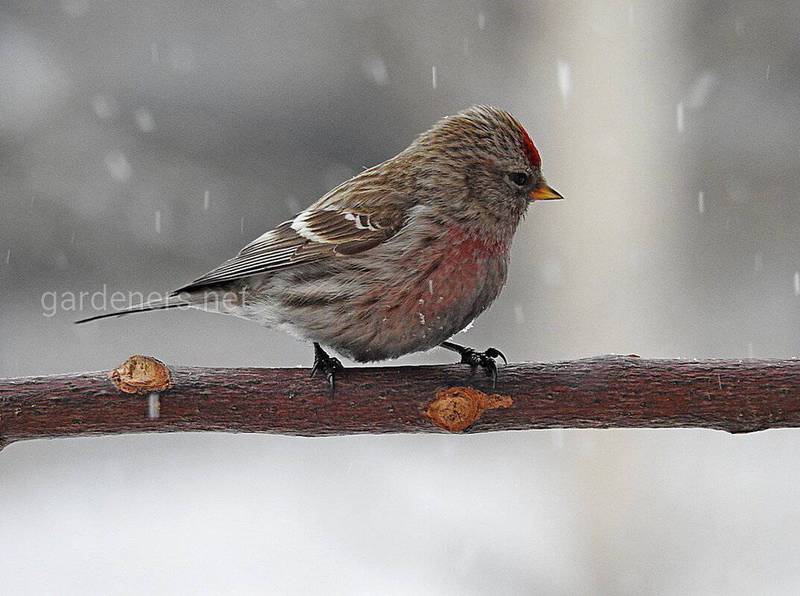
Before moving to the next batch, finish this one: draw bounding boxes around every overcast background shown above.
[3,1,800,594]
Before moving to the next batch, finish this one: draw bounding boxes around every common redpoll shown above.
[77,106,563,393]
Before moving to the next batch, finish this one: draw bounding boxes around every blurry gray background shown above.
[2,0,800,594]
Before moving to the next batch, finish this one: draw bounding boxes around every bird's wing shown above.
[174,201,406,294]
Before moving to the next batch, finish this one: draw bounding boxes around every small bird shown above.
[77,106,562,394]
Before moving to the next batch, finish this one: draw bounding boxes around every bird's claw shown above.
[483,347,508,366]
[311,343,344,398]
[458,347,507,388]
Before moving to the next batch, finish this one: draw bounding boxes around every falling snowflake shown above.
[557,60,571,107]
[362,56,389,86]
[134,108,156,132]
[104,150,131,182]
[676,102,685,133]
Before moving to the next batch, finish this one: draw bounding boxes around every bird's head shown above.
[403,105,562,240]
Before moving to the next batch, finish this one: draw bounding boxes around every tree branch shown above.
[2,354,800,449]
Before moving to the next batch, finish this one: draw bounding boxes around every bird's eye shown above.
[508,172,530,187]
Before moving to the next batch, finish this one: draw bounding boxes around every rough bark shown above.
[2,354,800,449]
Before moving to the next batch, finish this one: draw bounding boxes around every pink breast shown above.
[376,226,507,333]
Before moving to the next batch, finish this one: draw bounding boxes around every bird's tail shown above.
[74,295,190,324]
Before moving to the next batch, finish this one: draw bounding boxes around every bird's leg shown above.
[310,342,344,397]
[439,341,508,388]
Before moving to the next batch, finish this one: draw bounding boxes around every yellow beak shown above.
[529,183,564,201]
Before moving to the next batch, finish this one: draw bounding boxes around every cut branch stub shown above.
[425,386,513,432]
[109,355,172,394]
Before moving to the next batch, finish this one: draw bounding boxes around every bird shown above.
[76,105,563,394]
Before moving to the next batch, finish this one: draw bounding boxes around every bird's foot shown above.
[439,341,508,388]
[310,342,344,397]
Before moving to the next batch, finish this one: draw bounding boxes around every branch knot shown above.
[109,355,172,394]
[426,386,513,432]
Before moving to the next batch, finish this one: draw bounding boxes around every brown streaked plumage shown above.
[76,106,563,392]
